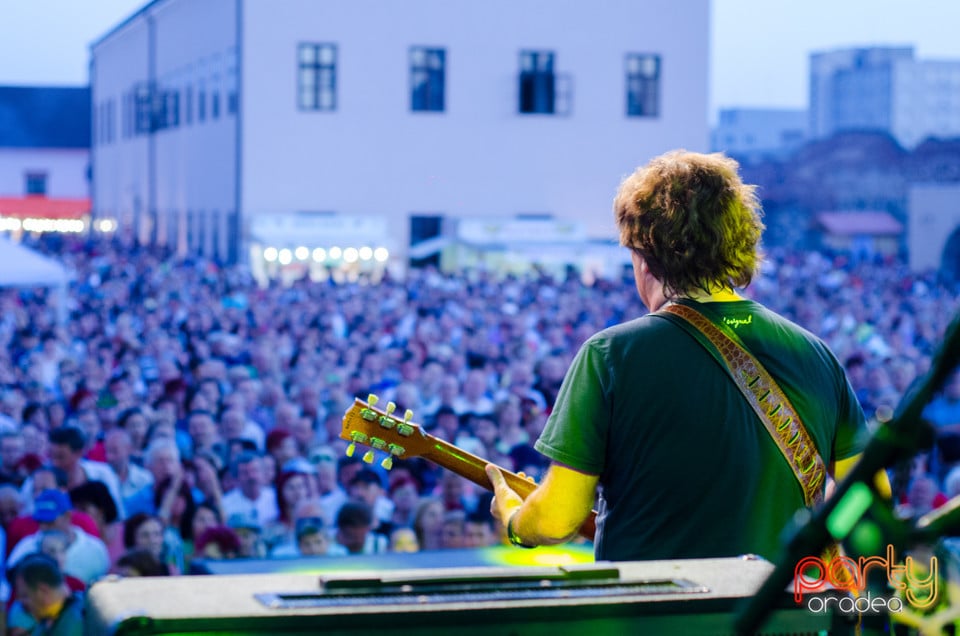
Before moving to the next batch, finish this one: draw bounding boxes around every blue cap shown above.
[33,489,72,523]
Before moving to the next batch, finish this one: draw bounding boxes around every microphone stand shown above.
[735,310,960,635]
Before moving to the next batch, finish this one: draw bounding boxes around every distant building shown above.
[909,184,960,278]
[814,210,903,258]
[809,46,960,149]
[711,108,807,162]
[90,0,710,275]
[0,86,91,233]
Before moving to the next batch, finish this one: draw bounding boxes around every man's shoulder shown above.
[82,459,121,483]
[72,527,108,551]
[581,315,677,353]
[128,462,154,482]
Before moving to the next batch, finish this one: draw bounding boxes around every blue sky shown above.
[1,0,959,122]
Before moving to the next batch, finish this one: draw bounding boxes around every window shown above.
[134,84,152,134]
[410,47,445,112]
[518,50,555,114]
[25,172,47,196]
[198,84,207,122]
[298,43,337,111]
[165,90,180,128]
[125,91,135,138]
[626,53,660,117]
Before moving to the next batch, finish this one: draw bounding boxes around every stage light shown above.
[312,247,326,262]
[374,247,389,262]
[263,247,278,262]
[343,247,359,263]
[329,246,342,259]
[358,246,373,261]
[0,217,22,231]
[22,218,85,233]
[295,246,309,260]
[96,219,117,232]
[278,248,293,265]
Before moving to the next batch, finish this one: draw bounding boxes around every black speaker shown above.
[85,554,842,635]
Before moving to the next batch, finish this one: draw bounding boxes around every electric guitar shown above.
[340,395,598,541]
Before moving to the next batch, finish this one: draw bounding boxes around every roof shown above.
[89,0,162,51]
[816,211,904,236]
[0,86,91,149]
[0,197,90,219]
[0,236,71,288]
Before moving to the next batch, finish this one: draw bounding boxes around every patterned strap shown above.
[659,303,827,507]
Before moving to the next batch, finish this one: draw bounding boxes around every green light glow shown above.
[489,545,596,568]
[435,443,470,463]
[826,482,874,540]
[847,519,884,556]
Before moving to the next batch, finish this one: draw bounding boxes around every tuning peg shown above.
[403,409,413,423]
[346,431,369,457]
[362,450,375,463]
[380,456,393,470]
[367,393,379,406]
[385,401,396,416]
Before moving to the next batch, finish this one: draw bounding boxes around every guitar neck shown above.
[421,434,597,541]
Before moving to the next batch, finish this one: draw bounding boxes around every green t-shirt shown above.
[535,299,867,562]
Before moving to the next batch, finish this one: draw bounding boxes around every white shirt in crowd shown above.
[8,527,110,585]
[221,486,279,526]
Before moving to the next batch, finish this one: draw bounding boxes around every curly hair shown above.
[613,150,764,297]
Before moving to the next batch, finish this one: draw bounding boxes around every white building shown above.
[711,108,807,162]
[809,46,960,150]
[90,0,710,275]
[0,86,91,234]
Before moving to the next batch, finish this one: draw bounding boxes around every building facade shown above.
[0,86,91,233]
[710,108,807,162]
[90,0,710,273]
[809,46,960,150]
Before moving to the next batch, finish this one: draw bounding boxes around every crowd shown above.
[0,234,958,629]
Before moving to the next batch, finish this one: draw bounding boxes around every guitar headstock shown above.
[339,394,431,470]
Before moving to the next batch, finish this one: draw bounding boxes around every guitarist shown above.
[486,150,890,562]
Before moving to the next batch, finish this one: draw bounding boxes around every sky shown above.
[1,0,959,123]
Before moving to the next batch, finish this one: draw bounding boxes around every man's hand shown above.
[485,464,524,527]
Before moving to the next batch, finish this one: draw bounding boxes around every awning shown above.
[0,197,90,219]
[816,211,903,236]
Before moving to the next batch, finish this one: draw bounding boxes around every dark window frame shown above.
[25,172,47,196]
[298,42,338,112]
[410,46,446,113]
[625,53,661,118]
[518,50,556,115]
[134,83,152,134]
[198,84,207,122]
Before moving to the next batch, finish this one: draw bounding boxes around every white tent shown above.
[0,236,72,323]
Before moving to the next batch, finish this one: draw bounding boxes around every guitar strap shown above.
[657,302,851,594]
[656,302,827,508]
